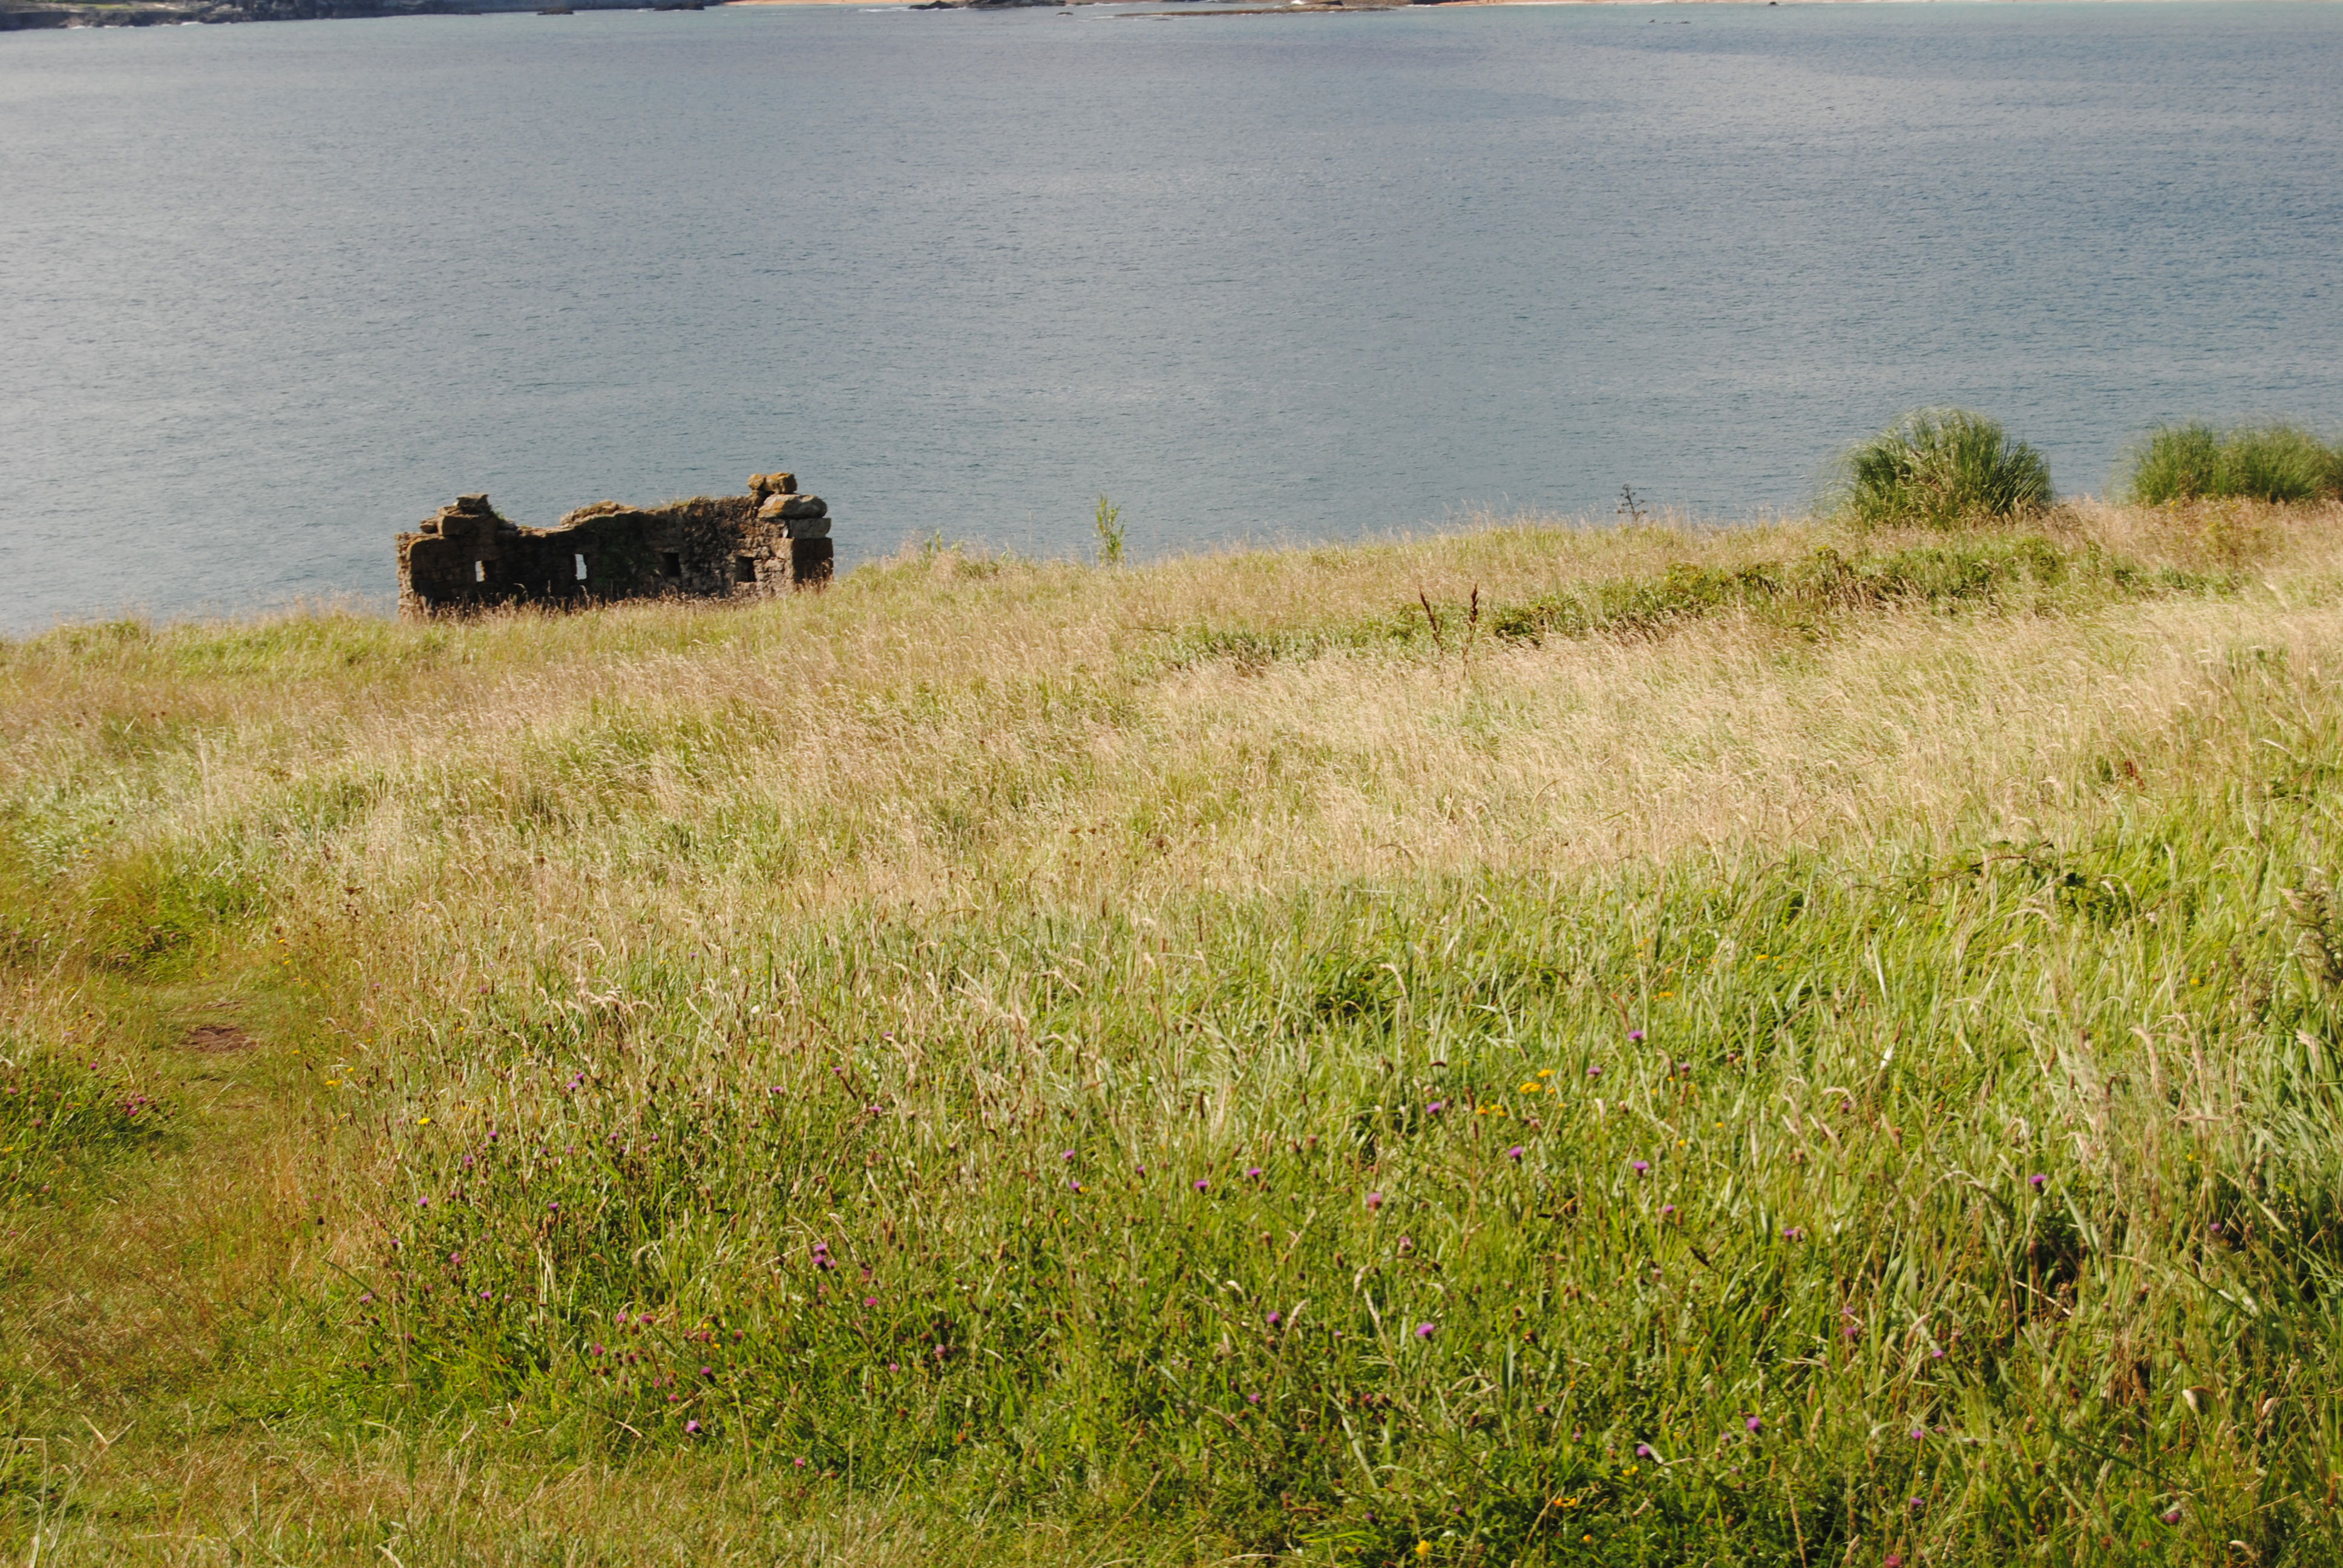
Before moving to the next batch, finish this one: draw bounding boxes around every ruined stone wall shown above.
[395,473,834,618]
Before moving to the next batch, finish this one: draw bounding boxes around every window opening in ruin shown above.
[734,556,756,583]
[661,551,682,579]
[474,560,487,584]
[575,554,589,582]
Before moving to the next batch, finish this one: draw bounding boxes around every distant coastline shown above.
[1,0,2246,30]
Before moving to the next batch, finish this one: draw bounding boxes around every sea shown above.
[2,0,2339,630]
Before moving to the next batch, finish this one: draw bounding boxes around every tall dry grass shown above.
[2,502,2316,935]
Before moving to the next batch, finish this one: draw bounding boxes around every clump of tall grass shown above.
[2121,421,2343,506]
[1093,494,1126,566]
[1832,407,2054,529]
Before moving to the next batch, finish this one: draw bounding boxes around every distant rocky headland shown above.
[1,0,1418,26]
[0,0,702,28]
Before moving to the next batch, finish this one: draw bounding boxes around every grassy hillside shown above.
[7,498,2343,1564]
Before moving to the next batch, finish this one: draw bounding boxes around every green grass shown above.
[9,507,2343,1561]
[1830,409,2055,530]
[2120,423,2343,507]
[1157,533,2214,675]
[324,831,2343,1563]
[0,1051,172,1206]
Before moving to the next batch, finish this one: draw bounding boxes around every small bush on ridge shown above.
[1833,408,2054,529]
[2122,421,2342,506]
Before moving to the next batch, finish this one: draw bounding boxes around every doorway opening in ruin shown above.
[575,554,589,582]
[473,560,487,584]
[733,556,756,583]
[660,552,682,580]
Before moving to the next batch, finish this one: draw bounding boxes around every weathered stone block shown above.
[757,493,827,521]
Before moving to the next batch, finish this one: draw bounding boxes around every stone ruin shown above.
[395,472,834,618]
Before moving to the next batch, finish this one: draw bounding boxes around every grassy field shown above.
[8,497,2343,1564]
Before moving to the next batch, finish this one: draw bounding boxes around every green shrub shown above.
[2124,422,2221,505]
[1832,408,2054,529]
[2122,422,2341,505]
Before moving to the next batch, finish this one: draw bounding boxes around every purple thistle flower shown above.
[1661,1204,1677,1218]
[1194,1178,1210,1192]
[1365,1191,1384,1210]
[1414,1322,1436,1340]
[1587,1065,1602,1079]
[863,1295,878,1308]
[2161,1507,2182,1525]
[1627,1029,1645,1042]
[1635,1443,1654,1459]
[1246,1166,1262,1180]
[1631,1160,1650,1175]
[2028,1173,2046,1191]
[1267,1311,1282,1327]
[1063,1150,1076,1161]
[1783,1226,1805,1241]
[1507,1146,1524,1161]
[684,1419,702,1434]
[1745,1416,1761,1433]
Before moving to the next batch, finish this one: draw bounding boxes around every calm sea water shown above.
[2,2,2339,629]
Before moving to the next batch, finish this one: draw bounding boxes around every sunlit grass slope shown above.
[8,499,2343,1564]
